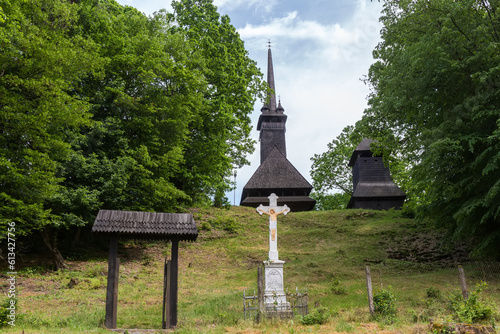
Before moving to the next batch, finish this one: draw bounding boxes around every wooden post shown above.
[162,259,171,329]
[169,239,179,328]
[458,265,468,299]
[365,266,375,316]
[258,266,265,319]
[105,234,119,329]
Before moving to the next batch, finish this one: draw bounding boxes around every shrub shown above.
[447,282,492,323]
[298,307,330,325]
[373,287,397,322]
[330,278,347,295]
[426,287,442,299]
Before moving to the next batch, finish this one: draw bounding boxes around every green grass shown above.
[1,206,499,333]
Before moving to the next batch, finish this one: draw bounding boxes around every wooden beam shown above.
[162,259,171,329]
[169,239,179,328]
[105,234,119,329]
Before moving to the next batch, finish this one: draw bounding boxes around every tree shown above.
[167,0,266,205]
[310,125,363,209]
[0,0,104,269]
[363,0,500,258]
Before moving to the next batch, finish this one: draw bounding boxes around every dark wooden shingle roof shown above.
[348,138,375,166]
[92,210,198,241]
[243,146,312,190]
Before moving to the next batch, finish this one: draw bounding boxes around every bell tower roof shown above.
[266,44,277,112]
[257,42,287,130]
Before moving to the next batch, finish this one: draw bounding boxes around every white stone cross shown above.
[256,193,290,261]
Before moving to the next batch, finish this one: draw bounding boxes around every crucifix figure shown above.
[256,193,290,261]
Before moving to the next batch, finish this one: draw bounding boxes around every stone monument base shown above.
[263,260,291,317]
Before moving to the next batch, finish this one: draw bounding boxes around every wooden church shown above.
[347,138,406,210]
[240,47,315,211]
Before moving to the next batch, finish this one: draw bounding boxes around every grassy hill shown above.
[2,207,499,333]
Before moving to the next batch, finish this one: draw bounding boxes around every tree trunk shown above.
[40,229,68,270]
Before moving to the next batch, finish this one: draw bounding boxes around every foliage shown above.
[310,125,363,197]
[310,192,351,210]
[426,287,442,300]
[447,282,493,323]
[298,307,330,325]
[0,298,12,327]
[0,0,265,269]
[373,287,397,322]
[167,0,266,205]
[0,0,101,240]
[330,278,348,295]
[363,0,500,258]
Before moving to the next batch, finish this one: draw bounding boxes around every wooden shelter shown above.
[92,209,198,329]
[347,138,406,210]
[240,46,315,211]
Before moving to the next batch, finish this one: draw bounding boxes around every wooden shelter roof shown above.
[92,210,198,241]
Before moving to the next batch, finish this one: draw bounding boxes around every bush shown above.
[373,287,397,322]
[298,307,330,325]
[447,282,492,323]
[330,278,347,295]
[426,287,442,299]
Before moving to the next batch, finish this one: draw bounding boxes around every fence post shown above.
[258,266,265,320]
[458,265,468,299]
[365,266,375,316]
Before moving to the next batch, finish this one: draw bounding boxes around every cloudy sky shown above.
[115,0,384,205]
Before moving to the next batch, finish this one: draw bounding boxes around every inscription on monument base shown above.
[264,260,288,309]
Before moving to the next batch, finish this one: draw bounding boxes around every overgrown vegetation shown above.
[298,307,330,325]
[447,283,493,324]
[1,207,498,333]
[373,287,397,323]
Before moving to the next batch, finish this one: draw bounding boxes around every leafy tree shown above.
[0,0,103,269]
[310,125,363,209]
[363,0,500,258]
[167,0,266,205]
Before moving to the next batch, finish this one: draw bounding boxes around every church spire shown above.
[266,41,277,112]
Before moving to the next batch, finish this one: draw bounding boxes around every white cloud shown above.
[214,0,278,13]
[238,4,381,65]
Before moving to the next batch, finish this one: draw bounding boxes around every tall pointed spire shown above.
[266,42,277,112]
[240,45,315,211]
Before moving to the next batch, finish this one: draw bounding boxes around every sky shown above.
[115,0,384,205]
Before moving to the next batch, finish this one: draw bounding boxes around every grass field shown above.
[1,206,499,333]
